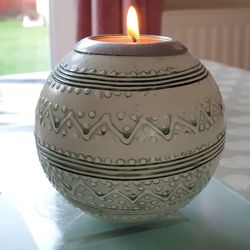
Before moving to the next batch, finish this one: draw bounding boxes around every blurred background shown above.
[0,0,50,75]
[0,0,250,76]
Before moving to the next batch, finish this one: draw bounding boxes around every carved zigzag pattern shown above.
[58,175,208,206]
[38,99,223,145]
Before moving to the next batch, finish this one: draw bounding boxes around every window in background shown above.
[0,0,50,75]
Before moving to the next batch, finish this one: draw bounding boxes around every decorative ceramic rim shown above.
[74,35,187,56]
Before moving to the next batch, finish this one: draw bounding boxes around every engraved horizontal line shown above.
[57,63,203,82]
[39,149,219,182]
[39,141,224,176]
[50,70,209,91]
[39,144,224,180]
[36,132,225,170]
[37,132,224,168]
[38,137,224,175]
[44,146,223,180]
[55,66,206,87]
[52,65,207,88]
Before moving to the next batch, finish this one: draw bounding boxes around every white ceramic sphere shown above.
[35,36,226,222]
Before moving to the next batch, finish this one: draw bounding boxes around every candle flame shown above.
[127,6,139,42]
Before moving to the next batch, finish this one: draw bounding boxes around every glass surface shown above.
[0,195,38,250]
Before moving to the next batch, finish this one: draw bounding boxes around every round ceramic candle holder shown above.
[35,35,226,223]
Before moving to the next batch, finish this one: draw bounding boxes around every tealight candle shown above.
[75,6,187,56]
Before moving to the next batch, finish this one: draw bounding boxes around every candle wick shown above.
[131,34,137,43]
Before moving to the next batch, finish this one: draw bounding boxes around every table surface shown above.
[1,61,250,250]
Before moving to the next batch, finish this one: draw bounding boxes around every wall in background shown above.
[162,8,250,70]
[164,0,250,10]
[49,0,77,67]
[49,0,250,68]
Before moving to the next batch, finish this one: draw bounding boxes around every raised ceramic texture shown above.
[35,42,226,222]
